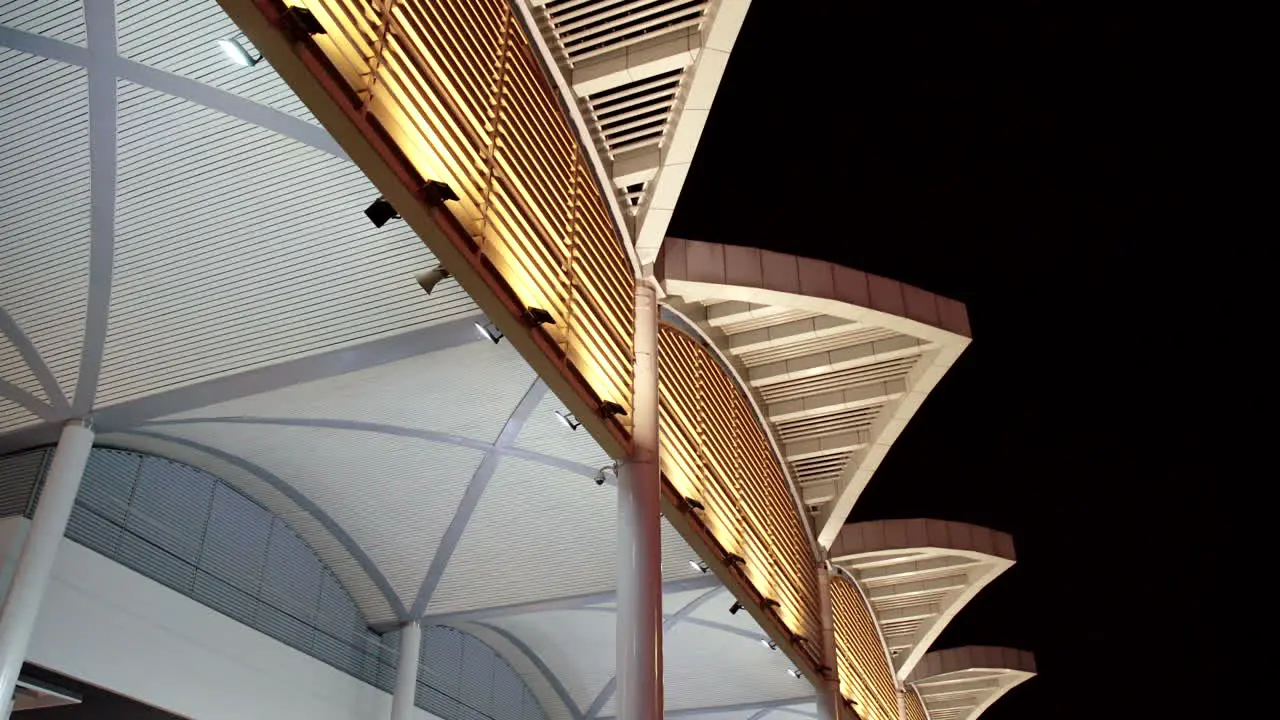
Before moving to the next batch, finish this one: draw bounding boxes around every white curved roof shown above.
[907,647,1035,720]
[829,519,1015,682]
[519,0,750,265]
[657,238,972,546]
[0,3,829,716]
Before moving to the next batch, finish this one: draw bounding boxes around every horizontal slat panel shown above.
[656,323,820,663]
[297,0,634,427]
[831,574,899,720]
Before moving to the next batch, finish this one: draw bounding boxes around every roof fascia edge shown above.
[957,673,1034,720]
[511,0,642,278]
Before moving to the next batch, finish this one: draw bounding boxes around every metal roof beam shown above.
[783,430,869,462]
[747,335,932,388]
[915,679,1001,699]
[838,556,977,581]
[727,316,858,355]
[767,379,906,423]
[868,575,969,601]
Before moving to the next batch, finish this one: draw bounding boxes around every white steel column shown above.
[817,563,840,720]
[391,621,422,720]
[0,420,94,719]
[616,280,663,720]
[897,689,908,720]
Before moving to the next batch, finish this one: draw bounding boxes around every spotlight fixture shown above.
[217,38,261,67]
[554,410,581,430]
[524,307,556,326]
[421,179,459,206]
[599,401,627,418]
[728,601,744,615]
[689,559,709,574]
[474,321,504,344]
[283,6,326,35]
[760,638,778,650]
[415,265,451,294]
[787,668,803,679]
[724,553,746,567]
[685,497,705,511]
[365,197,399,228]
[593,462,617,487]
[763,598,781,610]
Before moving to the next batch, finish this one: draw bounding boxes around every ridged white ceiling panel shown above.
[99,429,396,622]
[662,585,717,616]
[162,340,531,445]
[116,0,316,123]
[602,620,802,716]
[0,398,36,434]
[428,455,616,614]
[0,0,86,45]
[0,50,90,405]
[483,609,617,712]
[686,586,771,636]
[0,335,46,403]
[102,80,476,405]
[146,421,485,607]
[514,389,614,469]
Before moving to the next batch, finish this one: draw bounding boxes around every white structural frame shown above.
[906,646,1035,720]
[0,420,93,719]
[828,520,1016,683]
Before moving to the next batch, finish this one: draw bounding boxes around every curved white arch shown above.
[907,646,1035,720]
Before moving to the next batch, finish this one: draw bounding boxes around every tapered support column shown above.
[897,689,908,720]
[0,420,94,719]
[817,563,840,720]
[391,621,422,720]
[617,280,662,720]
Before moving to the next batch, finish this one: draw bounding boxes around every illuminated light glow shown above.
[217,38,260,67]
[831,573,900,720]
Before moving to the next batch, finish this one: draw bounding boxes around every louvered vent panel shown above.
[735,327,901,368]
[587,68,682,159]
[261,517,323,624]
[759,357,920,405]
[201,482,271,593]
[126,456,214,563]
[116,532,197,593]
[0,450,44,517]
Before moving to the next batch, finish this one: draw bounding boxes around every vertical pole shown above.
[897,689,908,720]
[817,563,840,720]
[0,420,94,719]
[617,280,662,720]
[390,621,422,720]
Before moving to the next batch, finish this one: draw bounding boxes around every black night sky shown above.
[671,3,1251,718]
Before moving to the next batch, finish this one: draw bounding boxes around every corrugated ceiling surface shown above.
[514,389,615,469]
[0,50,90,416]
[0,398,37,439]
[484,609,617,712]
[102,79,474,405]
[601,621,802,716]
[429,455,616,614]
[161,340,528,445]
[116,0,316,123]
[134,421,486,611]
[99,429,396,621]
[0,0,85,45]
[0,334,46,402]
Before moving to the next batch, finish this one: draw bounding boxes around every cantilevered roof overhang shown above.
[829,519,1015,682]
[907,646,1036,720]
[656,238,972,546]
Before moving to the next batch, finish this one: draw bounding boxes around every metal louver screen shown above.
[417,626,547,720]
[904,686,929,720]
[0,449,46,518]
[656,323,821,661]
[831,573,899,720]
[265,0,636,433]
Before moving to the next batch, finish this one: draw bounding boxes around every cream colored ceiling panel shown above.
[99,429,397,623]
[483,609,617,712]
[0,50,89,400]
[0,397,38,433]
[160,340,532,445]
[602,620,803,716]
[428,455,616,615]
[115,0,315,123]
[100,80,476,406]
[145,421,485,606]
[0,1,85,45]
[514,389,614,469]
